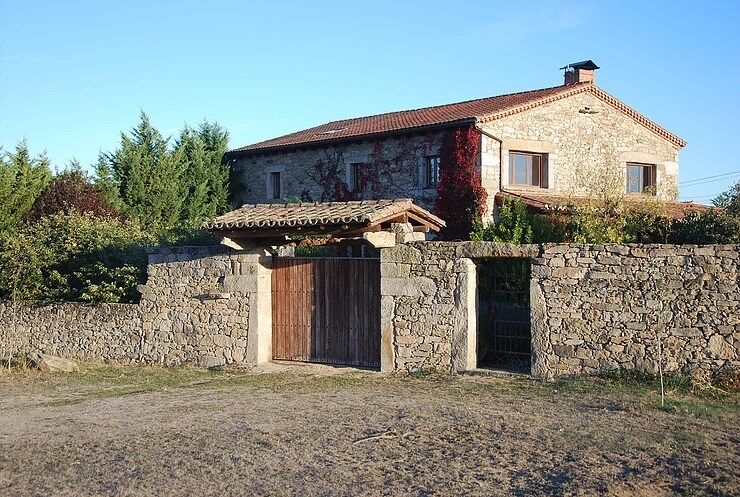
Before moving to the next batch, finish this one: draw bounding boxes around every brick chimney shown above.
[561,60,599,85]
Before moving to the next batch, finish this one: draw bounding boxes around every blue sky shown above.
[1,0,738,202]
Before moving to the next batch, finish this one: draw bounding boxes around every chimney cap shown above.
[560,60,600,71]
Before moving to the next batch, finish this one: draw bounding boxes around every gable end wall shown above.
[479,92,681,213]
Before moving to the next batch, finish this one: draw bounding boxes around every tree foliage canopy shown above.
[0,112,229,303]
[712,180,740,216]
[98,112,231,232]
[0,140,52,233]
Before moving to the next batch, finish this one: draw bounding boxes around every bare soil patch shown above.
[0,365,737,496]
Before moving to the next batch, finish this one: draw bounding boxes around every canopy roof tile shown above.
[202,199,445,237]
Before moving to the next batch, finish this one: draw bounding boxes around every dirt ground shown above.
[0,363,738,497]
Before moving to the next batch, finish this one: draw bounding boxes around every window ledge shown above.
[505,185,550,192]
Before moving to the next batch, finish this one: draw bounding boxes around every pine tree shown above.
[0,140,53,233]
[93,152,125,213]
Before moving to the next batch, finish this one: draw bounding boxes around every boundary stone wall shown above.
[0,245,273,368]
[381,242,739,378]
[532,244,740,378]
[379,242,539,373]
[0,302,141,363]
[2,241,738,377]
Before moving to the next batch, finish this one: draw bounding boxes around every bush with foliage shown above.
[668,210,740,244]
[471,197,564,244]
[25,164,118,222]
[0,212,155,303]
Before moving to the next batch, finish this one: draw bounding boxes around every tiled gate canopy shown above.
[202,199,445,239]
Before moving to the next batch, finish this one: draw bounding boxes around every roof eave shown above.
[225,118,476,158]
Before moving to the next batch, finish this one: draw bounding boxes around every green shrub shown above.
[0,212,155,303]
[471,197,564,244]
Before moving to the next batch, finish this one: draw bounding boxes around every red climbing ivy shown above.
[309,135,435,202]
[436,126,487,240]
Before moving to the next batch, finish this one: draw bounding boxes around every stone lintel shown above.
[363,231,396,248]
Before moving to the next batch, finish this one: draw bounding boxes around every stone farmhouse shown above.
[227,60,687,222]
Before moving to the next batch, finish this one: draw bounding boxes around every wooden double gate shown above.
[271,257,381,368]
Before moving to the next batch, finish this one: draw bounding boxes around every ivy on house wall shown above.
[308,135,436,203]
[436,126,487,240]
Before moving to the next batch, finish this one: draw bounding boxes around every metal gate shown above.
[477,258,531,370]
[271,257,381,368]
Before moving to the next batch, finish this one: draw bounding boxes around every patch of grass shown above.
[1,363,291,406]
[461,372,739,423]
[672,430,706,444]
[656,397,739,422]
[545,372,740,422]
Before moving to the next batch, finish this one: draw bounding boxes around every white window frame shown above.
[508,151,549,189]
[626,162,656,195]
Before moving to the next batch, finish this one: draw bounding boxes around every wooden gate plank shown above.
[272,257,380,367]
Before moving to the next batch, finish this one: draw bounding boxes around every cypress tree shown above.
[176,121,230,225]
[0,140,52,233]
[108,112,186,230]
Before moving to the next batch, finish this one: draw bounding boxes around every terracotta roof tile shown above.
[202,199,445,232]
[229,83,685,154]
[496,191,713,220]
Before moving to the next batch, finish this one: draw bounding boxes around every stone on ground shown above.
[28,352,79,373]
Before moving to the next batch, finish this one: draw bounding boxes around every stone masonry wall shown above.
[231,131,444,211]
[381,242,739,378]
[0,302,142,363]
[480,91,680,204]
[532,244,740,378]
[137,246,262,367]
[380,242,539,373]
[3,241,737,377]
[0,246,271,368]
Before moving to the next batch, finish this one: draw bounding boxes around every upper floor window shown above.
[269,171,281,199]
[509,152,548,188]
[349,162,364,192]
[425,156,440,188]
[626,163,656,194]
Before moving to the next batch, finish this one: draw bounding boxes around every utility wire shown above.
[688,193,722,198]
[680,170,740,185]
[680,176,740,188]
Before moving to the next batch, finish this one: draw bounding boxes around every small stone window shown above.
[269,171,281,200]
[348,162,364,193]
[509,152,548,188]
[425,156,440,188]
[626,163,656,194]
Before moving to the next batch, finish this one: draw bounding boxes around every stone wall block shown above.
[381,244,422,264]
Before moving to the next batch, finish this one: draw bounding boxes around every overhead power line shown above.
[680,170,740,185]
[680,176,740,188]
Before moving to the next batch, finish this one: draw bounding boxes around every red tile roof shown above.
[229,83,686,155]
[202,199,445,233]
[496,191,713,220]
